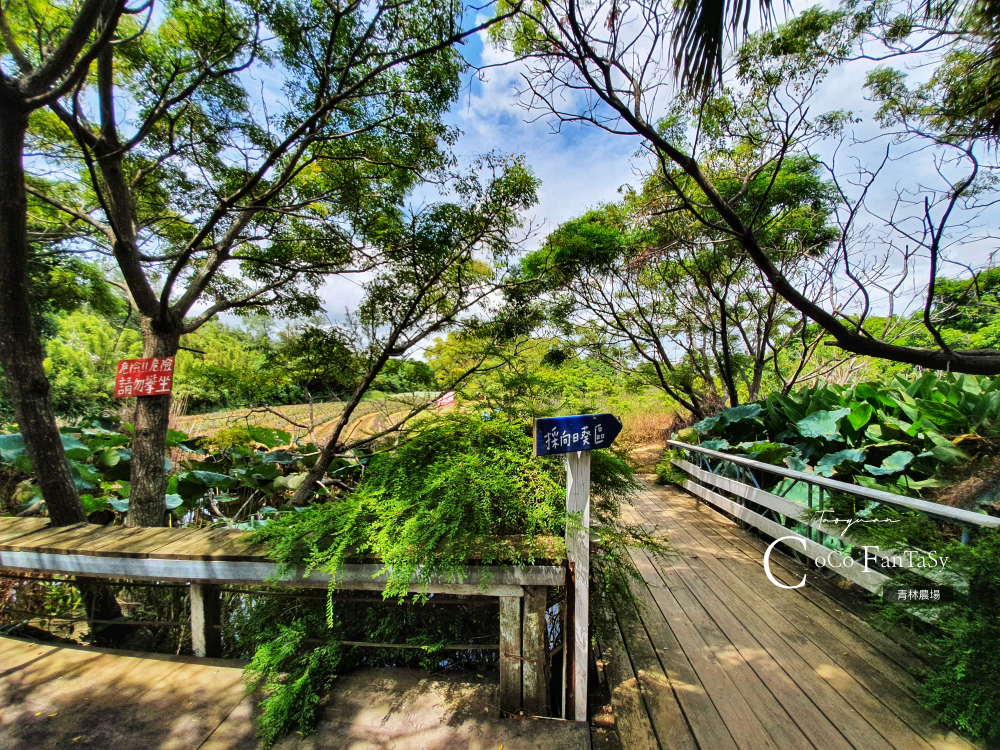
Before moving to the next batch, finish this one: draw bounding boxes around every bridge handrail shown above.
[667,440,1000,530]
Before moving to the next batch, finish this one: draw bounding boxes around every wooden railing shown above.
[0,518,565,717]
[667,440,999,593]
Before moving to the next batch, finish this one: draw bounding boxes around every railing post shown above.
[522,585,550,716]
[807,484,815,542]
[817,487,826,545]
[500,594,523,713]
[565,449,591,724]
[190,582,221,658]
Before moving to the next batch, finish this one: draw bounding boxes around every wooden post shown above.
[190,582,221,658]
[522,585,550,716]
[563,562,573,720]
[565,449,591,723]
[499,594,523,713]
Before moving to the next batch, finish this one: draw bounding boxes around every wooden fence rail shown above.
[667,440,998,594]
[0,517,565,717]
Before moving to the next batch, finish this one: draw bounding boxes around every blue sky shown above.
[310,7,996,323]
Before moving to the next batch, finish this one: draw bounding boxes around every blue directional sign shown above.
[533,414,623,457]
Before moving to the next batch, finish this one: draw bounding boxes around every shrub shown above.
[246,414,664,744]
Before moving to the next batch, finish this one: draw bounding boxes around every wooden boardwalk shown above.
[599,479,978,750]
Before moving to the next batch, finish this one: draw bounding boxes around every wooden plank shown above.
[680,507,923,696]
[617,512,809,750]
[660,551,858,749]
[6,524,124,555]
[148,528,267,561]
[562,560,573,720]
[662,489,931,678]
[0,522,92,550]
[673,507,975,750]
[521,585,549,716]
[0,551,536,595]
[317,563,564,588]
[565,449,590,723]
[628,548,812,750]
[191,583,222,658]
[0,518,53,545]
[666,523,917,750]
[59,525,168,556]
[633,482,977,750]
[595,608,662,750]
[617,581,735,750]
[680,479,890,592]
[467,535,566,564]
[499,595,522,713]
[630,502,855,750]
[89,527,201,558]
[709,539,980,750]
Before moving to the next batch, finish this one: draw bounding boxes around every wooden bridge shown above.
[0,476,984,749]
[599,479,978,750]
[0,517,564,718]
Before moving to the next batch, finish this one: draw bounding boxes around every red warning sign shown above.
[114,357,175,397]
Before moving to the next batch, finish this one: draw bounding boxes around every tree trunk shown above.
[0,97,87,527]
[126,321,179,527]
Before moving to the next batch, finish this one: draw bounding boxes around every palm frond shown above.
[670,0,784,94]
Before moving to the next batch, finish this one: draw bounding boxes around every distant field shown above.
[170,394,442,445]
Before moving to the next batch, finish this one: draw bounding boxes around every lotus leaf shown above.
[247,427,292,449]
[700,439,731,451]
[690,417,719,435]
[795,408,851,440]
[914,399,969,432]
[854,383,878,399]
[744,442,792,466]
[848,402,874,431]
[717,404,763,425]
[865,450,915,476]
[784,455,811,473]
[675,427,700,444]
[0,433,26,463]
[60,435,91,461]
[100,447,121,467]
[815,449,866,477]
[261,451,297,465]
[927,444,969,465]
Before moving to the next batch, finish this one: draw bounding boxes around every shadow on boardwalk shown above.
[0,637,588,749]
[598,478,980,750]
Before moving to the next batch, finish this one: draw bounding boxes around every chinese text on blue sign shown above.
[533,414,623,457]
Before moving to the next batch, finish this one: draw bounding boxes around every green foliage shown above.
[244,616,343,747]
[254,415,591,598]
[42,311,144,417]
[246,413,663,743]
[425,334,630,419]
[374,358,438,394]
[919,534,1000,744]
[0,417,332,525]
[517,153,841,416]
[0,420,136,515]
[687,372,1000,498]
